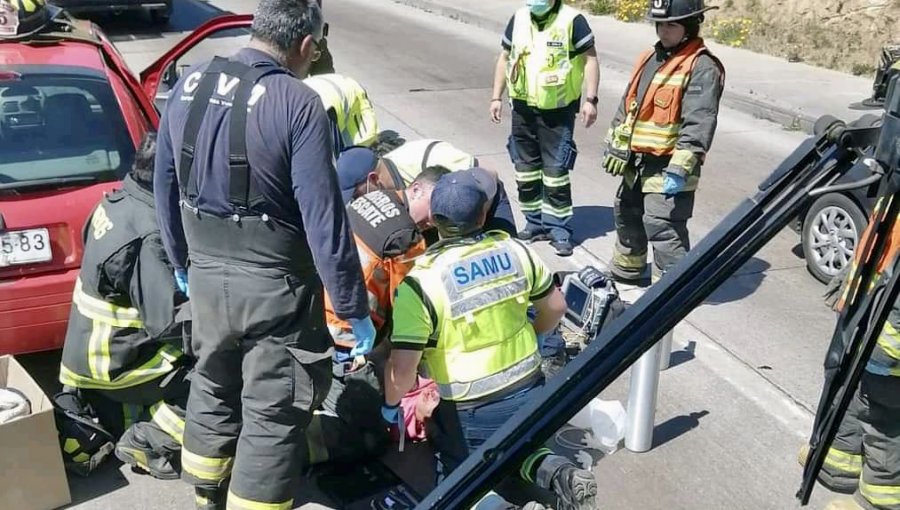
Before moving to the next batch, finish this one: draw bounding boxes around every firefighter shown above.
[58,132,190,480]
[153,0,372,508]
[336,145,518,237]
[302,167,448,468]
[0,0,62,37]
[490,0,600,257]
[384,170,599,510]
[604,0,725,283]
[303,73,379,158]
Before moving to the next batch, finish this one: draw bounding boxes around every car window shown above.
[0,71,135,189]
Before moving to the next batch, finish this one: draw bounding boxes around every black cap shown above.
[647,0,717,22]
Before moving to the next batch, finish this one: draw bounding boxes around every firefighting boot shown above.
[114,424,179,480]
[194,487,227,510]
[537,455,598,510]
[824,497,865,510]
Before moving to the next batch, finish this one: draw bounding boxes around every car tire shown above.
[801,193,868,284]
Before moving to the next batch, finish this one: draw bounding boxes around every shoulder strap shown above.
[420,140,442,174]
[178,56,229,200]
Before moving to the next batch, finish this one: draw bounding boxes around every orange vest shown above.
[838,197,900,311]
[324,190,426,348]
[623,38,715,156]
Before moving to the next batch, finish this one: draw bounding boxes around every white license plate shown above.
[0,228,52,267]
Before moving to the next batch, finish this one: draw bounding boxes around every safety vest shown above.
[303,73,378,150]
[382,139,476,188]
[324,190,425,348]
[59,177,184,391]
[506,5,587,110]
[409,231,541,402]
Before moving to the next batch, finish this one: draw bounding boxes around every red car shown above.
[0,13,253,355]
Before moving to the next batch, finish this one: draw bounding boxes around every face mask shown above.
[526,0,553,16]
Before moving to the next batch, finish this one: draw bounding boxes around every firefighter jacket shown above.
[324,189,426,348]
[391,231,554,402]
[303,73,378,154]
[59,176,186,391]
[505,4,587,110]
[609,38,725,193]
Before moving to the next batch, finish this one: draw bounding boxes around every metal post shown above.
[658,328,674,371]
[624,337,663,452]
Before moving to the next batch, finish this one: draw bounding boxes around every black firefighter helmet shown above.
[0,0,63,38]
[646,0,719,22]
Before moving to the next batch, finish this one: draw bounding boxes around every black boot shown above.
[536,455,598,510]
[114,423,179,480]
[194,487,227,510]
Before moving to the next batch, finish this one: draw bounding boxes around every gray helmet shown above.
[647,0,718,22]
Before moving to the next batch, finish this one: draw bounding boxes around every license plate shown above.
[0,228,52,267]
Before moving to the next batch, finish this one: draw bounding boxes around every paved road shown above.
[20,0,850,507]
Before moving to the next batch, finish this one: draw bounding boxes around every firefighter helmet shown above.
[646,0,718,22]
[0,0,54,37]
[52,390,116,477]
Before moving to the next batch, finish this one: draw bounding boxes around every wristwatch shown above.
[585,96,599,105]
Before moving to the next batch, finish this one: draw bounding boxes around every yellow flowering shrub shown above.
[710,17,753,47]
[615,0,646,22]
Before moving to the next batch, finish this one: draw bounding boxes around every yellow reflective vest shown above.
[382,139,476,187]
[506,5,586,110]
[303,73,378,149]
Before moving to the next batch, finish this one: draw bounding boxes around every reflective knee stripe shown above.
[519,447,553,483]
[541,202,573,219]
[861,480,900,508]
[515,169,542,183]
[823,448,863,475]
[305,413,330,465]
[182,448,234,482]
[73,278,143,328]
[437,353,540,401]
[59,344,182,390]
[88,319,112,381]
[519,199,542,212]
[613,250,647,270]
[150,402,185,444]
[227,491,292,510]
[542,174,570,188]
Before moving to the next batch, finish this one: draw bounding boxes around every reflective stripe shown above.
[878,323,900,360]
[542,174,570,187]
[59,344,182,390]
[448,278,529,319]
[73,278,143,328]
[670,149,698,172]
[515,170,542,183]
[823,448,863,475]
[182,448,234,482]
[613,250,647,270]
[651,73,688,86]
[860,480,900,507]
[227,491,292,510]
[150,402,185,444]
[542,202,573,218]
[87,319,110,381]
[519,199,542,212]
[437,352,540,401]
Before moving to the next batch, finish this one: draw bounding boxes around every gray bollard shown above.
[658,329,674,371]
[624,337,664,453]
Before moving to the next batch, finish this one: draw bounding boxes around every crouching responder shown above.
[336,145,518,237]
[604,0,725,283]
[383,170,599,510]
[153,0,373,508]
[301,167,447,467]
[57,132,190,480]
[304,73,378,158]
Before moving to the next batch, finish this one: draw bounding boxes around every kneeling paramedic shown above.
[337,145,518,238]
[58,132,190,480]
[152,1,373,508]
[383,170,599,510]
[302,167,447,467]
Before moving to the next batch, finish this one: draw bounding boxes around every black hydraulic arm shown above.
[416,118,873,509]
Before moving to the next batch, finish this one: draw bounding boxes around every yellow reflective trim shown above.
[227,491,293,510]
[72,452,90,463]
[87,319,105,380]
[542,174,570,187]
[633,121,680,135]
[182,448,234,482]
[613,251,646,269]
[20,0,36,14]
[150,402,185,444]
[64,438,80,454]
[515,170,542,183]
[670,149,698,171]
[878,322,900,360]
[73,278,143,328]
[541,203,572,217]
[861,480,900,506]
[519,200,542,212]
[58,344,182,390]
[651,73,688,86]
[823,448,863,475]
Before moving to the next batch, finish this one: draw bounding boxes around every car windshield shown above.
[0,68,135,190]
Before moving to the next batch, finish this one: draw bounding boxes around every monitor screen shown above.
[564,283,590,327]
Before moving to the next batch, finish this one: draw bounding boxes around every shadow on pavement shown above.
[571,205,615,244]
[666,340,697,370]
[702,257,771,306]
[652,410,710,449]
[61,459,131,508]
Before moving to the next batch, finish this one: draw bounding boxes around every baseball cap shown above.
[430,171,489,236]
[463,166,498,202]
[336,146,378,204]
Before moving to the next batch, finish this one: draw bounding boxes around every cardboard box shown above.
[0,355,72,510]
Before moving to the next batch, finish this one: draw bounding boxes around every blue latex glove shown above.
[334,350,353,364]
[349,316,376,357]
[381,403,400,426]
[662,172,686,197]
[174,269,189,297]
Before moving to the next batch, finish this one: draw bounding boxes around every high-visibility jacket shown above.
[614,38,723,192]
[382,139,477,188]
[59,176,186,391]
[506,5,587,110]
[393,231,551,402]
[324,190,425,348]
[303,73,378,151]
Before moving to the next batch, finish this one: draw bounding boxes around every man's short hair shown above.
[251,0,323,58]
[129,131,157,190]
[413,165,452,186]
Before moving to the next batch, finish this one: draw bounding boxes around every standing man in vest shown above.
[490,0,600,257]
[58,132,189,480]
[304,73,379,158]
[383,170,598,510]
[153,1,373,508]
[604,0,725,283]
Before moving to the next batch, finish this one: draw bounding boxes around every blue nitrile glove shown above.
[174,269,189,297]
[381,403,400,426]
[662,172,686,197]
[349,316,376,357]
[334,350,353,364]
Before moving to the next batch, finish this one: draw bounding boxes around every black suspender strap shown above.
[178,57,228,199]
[420,140,442,174]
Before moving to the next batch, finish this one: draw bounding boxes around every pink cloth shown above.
[401,376,439,441]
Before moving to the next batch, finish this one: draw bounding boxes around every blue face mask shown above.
[526,0,554,16]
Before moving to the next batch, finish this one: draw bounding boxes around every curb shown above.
[391,0,818,133]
